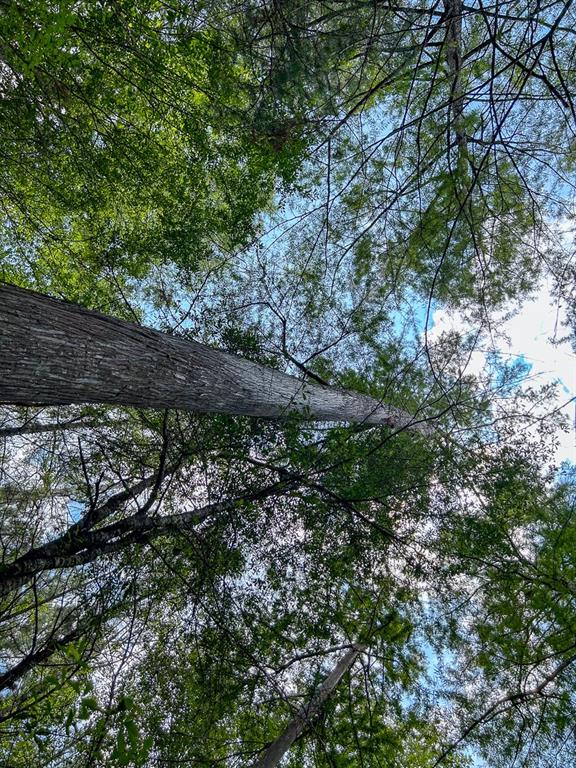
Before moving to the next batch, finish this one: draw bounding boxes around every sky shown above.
[429,276,576,467]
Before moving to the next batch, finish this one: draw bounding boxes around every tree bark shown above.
[254,644,367,768]
[0,284,427,431]
[0,416,96,437]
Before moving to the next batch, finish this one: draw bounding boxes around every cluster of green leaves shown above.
[430,455,576,766]
[0,1,310,308]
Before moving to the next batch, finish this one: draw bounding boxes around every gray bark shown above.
[0,416,95,437]
[0,284,427,432]
[254,644,367,768]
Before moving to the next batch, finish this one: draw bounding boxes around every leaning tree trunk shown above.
[0,284,425,431]
[254,644,367,768]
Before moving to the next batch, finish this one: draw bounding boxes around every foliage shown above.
[1,2,576,767]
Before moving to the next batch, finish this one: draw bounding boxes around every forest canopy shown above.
[0,2,575,767]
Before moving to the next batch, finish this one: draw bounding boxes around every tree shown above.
[429,462,576,767]
[1,2,576,767]
[0,398,440,765]
[0,1,312,307]
[3,379,570,766]
[253,643,367,768]
[0,283,429,431]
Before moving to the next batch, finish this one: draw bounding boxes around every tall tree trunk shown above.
[0,284,425,431]
[254,644,367,768]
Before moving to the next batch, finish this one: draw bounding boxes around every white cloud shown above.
[428,277,576,465]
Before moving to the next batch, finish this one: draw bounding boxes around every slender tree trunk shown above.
[0,624,85,693]
[254,644,367,768]
[0,285,426,431]
[0,416,96,437]
[443,0,466,148]
[0,475,293,594]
